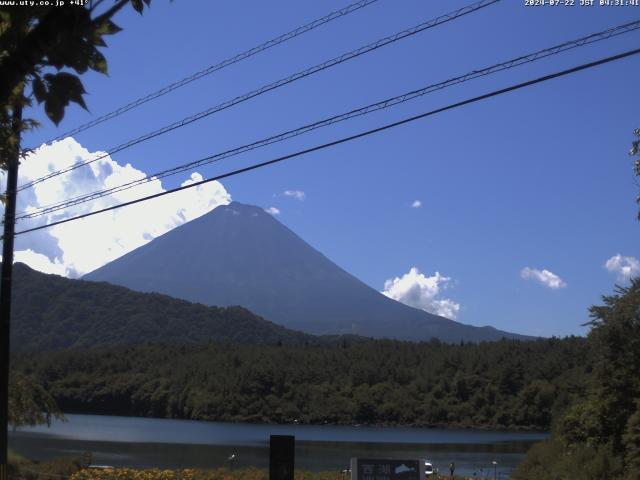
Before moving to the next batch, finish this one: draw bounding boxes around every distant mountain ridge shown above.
[85,202,530,342]
[10,262,315,351]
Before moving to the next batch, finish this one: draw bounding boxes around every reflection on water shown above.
[9,414,547,478]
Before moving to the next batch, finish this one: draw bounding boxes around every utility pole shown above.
[0,91,23,480]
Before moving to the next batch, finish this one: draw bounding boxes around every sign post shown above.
[351,458,425,480]
[270,435,295,480]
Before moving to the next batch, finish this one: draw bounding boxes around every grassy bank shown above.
[8,455,473,480]
[69,468,473,480]
[8,450,82,479]
[70,468,343,480]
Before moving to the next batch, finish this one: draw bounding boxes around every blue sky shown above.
[14,0,640,337]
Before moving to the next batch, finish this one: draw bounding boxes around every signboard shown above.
[270,435,295,480]
[350,458,425,480]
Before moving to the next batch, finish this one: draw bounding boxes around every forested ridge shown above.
[10,263,316,350]
[12,336,588,430]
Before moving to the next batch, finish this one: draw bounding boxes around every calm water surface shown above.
[9,414,547,478]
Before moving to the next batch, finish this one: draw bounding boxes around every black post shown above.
[0,94,23,480]
[269,435,294,480]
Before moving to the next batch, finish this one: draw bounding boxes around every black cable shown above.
[13,47,640,237]
[16,0,500,192]
[17,19,640,220]
[36,0,382,146]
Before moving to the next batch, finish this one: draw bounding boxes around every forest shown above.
[8,268,640,478]
[9,277,640,479]
[12,336,589,430]
[513,278,640,479]
[9,262,315,351]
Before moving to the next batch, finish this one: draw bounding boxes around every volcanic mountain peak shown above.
[85,202,530,342]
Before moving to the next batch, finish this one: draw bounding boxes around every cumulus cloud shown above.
[604,254,640,281]
[4,137,231,277]
[265,207,280,215]
[283,190,305,201]
[2,249,67,276]
[520,267,566,289]
[411,200,422,208]
[381,267,460,319]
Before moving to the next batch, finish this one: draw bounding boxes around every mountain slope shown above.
[10,263,314,351]
[85,202,530,342]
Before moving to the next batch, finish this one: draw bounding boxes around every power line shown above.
[36,0,382,146]
[16,0,500,193]
[13,47,640,237]
[17,19,640,221]
[20,0,498,191]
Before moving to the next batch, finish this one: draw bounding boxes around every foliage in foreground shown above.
[7,455,345,480]
[68,468,471,480]
[8,451,81,480]
[512,438,623,480]
[631,127,640,220]
[514,278,640,480]
[13,335,589,430]
[69,467,344,480]
[8,372,63,429]
[9,459,469,480]
[0,0,153,132]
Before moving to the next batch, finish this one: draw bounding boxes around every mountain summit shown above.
[84,202,528,342]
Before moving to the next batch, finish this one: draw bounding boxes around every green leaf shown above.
[88,49,108,75]
[64,42,92,74]
[69,90,88,110]
[44,95,64,125]
[95,19,122,36]
[32,76,46,104]
[45,72,86,96]
[92,33,108,48]
[21,119,41,133]
[43,72,89,117]
[131,0,144,14]
[58,76,88,110]
[0,11,11,36]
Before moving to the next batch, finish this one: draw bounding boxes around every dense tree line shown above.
[12,336,589,430]
[513,279,640,479]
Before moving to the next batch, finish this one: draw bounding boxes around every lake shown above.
[9,414,547,478]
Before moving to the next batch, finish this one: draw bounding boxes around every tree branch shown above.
[0,0,131,108]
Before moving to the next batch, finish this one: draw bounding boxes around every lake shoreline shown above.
[52,410,550,435]
[9,413,548,479]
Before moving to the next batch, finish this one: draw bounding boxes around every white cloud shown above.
[604,254,640,281]
[265,207,280,215]
[520,267,566,289]
[283,190,305,201]
[1,249,67,276]
[411,200,422,208]
[4,137,231,278]
[381,267,460,319]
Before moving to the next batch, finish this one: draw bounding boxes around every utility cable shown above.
[17,19,640,221]
[36,0,382,146]
[13,47,640,237]
[16,0,500,193]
